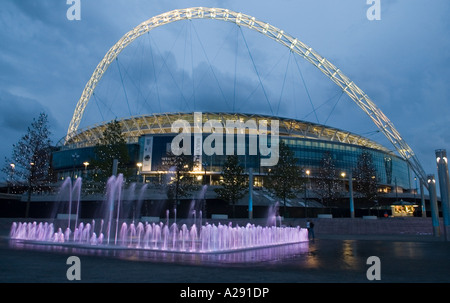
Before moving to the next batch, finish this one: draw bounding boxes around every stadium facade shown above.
[52,112,412,195]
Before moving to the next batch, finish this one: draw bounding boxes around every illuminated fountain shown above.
[9,175,308,253]
[10,219,307,253]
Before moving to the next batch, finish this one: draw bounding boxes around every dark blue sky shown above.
[1,0,449,186]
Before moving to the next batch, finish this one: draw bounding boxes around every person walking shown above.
[306,220,315,240]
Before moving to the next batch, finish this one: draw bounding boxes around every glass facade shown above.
[284,137,411,189]
[53,133,412,189]
[52,144,140,179]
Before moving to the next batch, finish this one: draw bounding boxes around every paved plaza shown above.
[1,217,450,284]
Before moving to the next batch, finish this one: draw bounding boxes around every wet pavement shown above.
[1,234,450,283]
[1,217,450,286]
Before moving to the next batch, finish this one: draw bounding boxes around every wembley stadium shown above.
[9,7,434,219]
[49,111,416,218]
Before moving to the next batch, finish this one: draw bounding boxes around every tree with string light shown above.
[2,113,54,217]
[91,120,131,187]
[353,150,379,207]
[265,141,305,217]
[215,155,248,218]
[314,151,341,210]
[165,154,197,212]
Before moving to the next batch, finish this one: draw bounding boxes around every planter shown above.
[363,215,377,220]
[56,213,77,220]
[141,216,160,222]
[211,214,228,219]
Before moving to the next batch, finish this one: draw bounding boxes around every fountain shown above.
[51,177,82,230]
[267,202,280,227]
[9,175,309,254]
[10,219,308,253]
[188,184,208,223]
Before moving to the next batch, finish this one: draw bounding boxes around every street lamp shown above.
[414,176,417,206]
[136,162,143,182]
[8,163,15,194]
[202,162,208,185]
[83,162,89,179]
[427,174,440,237]
[136,162,142,174]
[341,170,355,218]
[26,162,36,217]
[304,169,310,218]
[436,149,450,240]
[71,153,79,179]
[341,171,346,192]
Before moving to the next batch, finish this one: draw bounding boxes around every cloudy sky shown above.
[1,0,449,186]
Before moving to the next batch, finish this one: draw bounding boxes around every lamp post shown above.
[427,174,440,237]
[341,171,346,191]
[420,179,427,217]
[414,176,417,205]
[202,162,208,185]
[136,162,143,183]
[305,169,310,218]
[8,163,15,194]
[415,175,427,217]
[71,153,79,179]
[394,177,399,202]
[347,171,355,218]
[83,162,89,179]
[436,149,450,240]
[26,162,35,218]
[249,168,253,220]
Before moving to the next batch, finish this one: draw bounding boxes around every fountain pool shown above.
[9,220,308,253]
[8,174,308,254]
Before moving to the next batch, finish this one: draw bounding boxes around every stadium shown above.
[49,7,431,219]
[49,111,416,218]
[5,8,434,219]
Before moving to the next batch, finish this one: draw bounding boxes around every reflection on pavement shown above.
[8,239,310,267]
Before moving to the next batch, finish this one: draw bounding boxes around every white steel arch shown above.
[66,7,427,186]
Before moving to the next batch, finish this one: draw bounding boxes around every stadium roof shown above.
[59,112,392,154]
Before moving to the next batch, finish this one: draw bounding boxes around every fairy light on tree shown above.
[353,150,379,208]
[214,155,248,218]
[315,151,341,211]
[2,113,54,217]
[266,141,305,217]
[91,119,131,188]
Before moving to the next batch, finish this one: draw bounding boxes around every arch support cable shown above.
[66,7,427,187]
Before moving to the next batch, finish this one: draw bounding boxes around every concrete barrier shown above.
[141,216,160,223]
[56,214,77,220]
[363,216,377,220]
[211,214,228,219]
